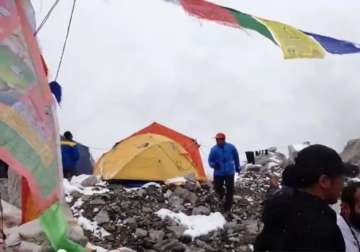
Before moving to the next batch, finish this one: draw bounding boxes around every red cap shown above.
[215,133,226,139]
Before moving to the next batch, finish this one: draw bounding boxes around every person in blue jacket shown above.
[61,131,80,179]
[208,132,240,213]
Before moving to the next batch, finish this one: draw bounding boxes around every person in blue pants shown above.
[208,133,240,213]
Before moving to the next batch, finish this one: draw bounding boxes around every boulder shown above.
[117,248,137,252]
[80,175,98,187]
[2,200,21,228]
[68,224,88,246]
[135,228,148,238]
[192,206,210,216]
[7,168,21,208]
[95,209,110,225]
[167,225,187,238]
[8,219,43,240]
[17,241,46,252]
[5,231,21,247]
[149,230,165,242]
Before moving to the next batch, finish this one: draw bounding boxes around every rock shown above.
[149,230,165,242]
[224,222,246,232]
[90,198,106,206]
[168,195,184,211]
[164,189,173,198]
[95,209,110,225]
[167,225,187,238]
[195,240,217,252]
[184,181,198,192]
[192,206,210,216]
[159,239,185,251]
[118,248,137,252]
[238,245,251,252]
[80,175,98,187]
[135,228,148,238]
[17,241,45,252]
[2,200,21,228]
[142,207,153,213]
[10,219,43,240]
[5,231,21,247]
[244,220,259,235]
[173,187,190,198]
[137,189,146,197]
[68,224,88,246]
[124,217,136,225]
[7,168,21,208]
[229,237,241,243]
[70,190,83,199]
[187,193,198,205]
[246,165,262,172]
[179,235,192,244]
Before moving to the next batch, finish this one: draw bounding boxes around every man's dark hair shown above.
[64,131,73,141]
[282,164,297,187]
[341,182,360,209]
[292,145,345,188]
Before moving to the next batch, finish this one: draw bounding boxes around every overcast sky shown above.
[32,0,360,163]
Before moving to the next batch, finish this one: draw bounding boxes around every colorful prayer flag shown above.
[0,0,84,250]
[166,0,360,59]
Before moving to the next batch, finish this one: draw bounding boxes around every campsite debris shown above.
[66,150,286,251]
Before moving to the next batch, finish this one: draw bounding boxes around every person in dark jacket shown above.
[61,131,80,179]
[255,144,346,252]
[338,182,360,252]
[208,133,240,213]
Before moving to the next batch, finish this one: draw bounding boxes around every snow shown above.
[65,194,73,203]
[78,215,111,239]
[156,209,226,238]
[63,175,112,240]
[63,176,109,196]
[266,161,280,169]
[72,198,84,210]
[70,174,92,185]
[142,182,161,188]
[349,177,360,183]
[165,176,187,185]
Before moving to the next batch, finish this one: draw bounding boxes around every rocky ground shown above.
[66,151,285,252]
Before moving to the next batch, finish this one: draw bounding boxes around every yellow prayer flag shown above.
[259,18,326,59]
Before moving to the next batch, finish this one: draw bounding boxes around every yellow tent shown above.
[94,133,199,181]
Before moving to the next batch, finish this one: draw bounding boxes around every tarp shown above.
[128,122,206,181]
[95,133,199,181]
